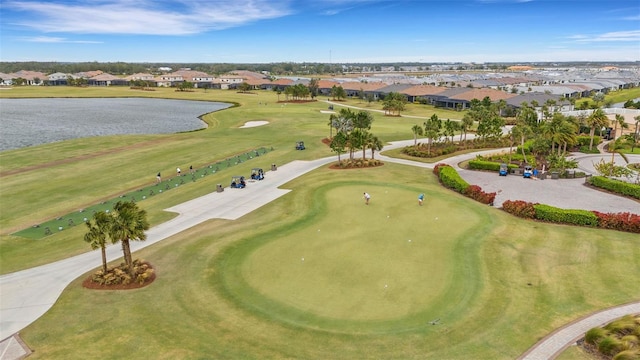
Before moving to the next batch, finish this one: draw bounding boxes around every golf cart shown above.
[295,141,306,150]
[523,165,533,179]
[230,176,246,189]
[499,163,508,176]
[250,168,264,181]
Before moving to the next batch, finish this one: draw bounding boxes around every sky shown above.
[0,0,639,64]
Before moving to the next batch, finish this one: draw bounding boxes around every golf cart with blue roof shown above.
[250,168,264,181]
[230,176,246,189]
[499,163,508,176]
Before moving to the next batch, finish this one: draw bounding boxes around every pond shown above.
[0,98,231,151]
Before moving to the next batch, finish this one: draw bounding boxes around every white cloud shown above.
[569,30,640,43]
[4,0,293,35]
[20,36,102,43]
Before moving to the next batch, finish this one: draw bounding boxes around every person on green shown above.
[418,193,425,206]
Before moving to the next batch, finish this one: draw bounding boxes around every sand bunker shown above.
[240,121,269,128]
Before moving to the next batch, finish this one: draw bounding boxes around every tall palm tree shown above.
[543,113,577,156]
[609,114,629,174]
[83,211,112,273]
[110,201,150,276]
[366,134,384,160]
[411,124,423,146]
[328,114,337,139]
[423,114,442,156]
[586,108,609,150]
[460,113,474,145]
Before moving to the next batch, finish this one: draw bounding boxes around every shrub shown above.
[585,327,608,346]
[593,212,640,234]
[620,335,639,350]
[502,200,537,219]
[438,165,469,193]
[606,316,640,336]
[433,163,448,176]
[90,259,153,286]
[576,135,601,147]
[579,146,601,154]
[588,176,640,200]
[613,350,640,360]
[468,160,518,172]
[463,185,496,205]
[598,336,623,357]
[533,204,599,227]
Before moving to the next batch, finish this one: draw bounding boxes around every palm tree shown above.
[83,211,112,273]
[328,114,338,139]
[411,124,423,146]
[367,135,384,160]
[586,109,609,150]
[609,114,629,174]
[423,114,442,156]
[110,201,150,276]
[460,114,474,145]
[543,113,577,156]
[335,108,354,134]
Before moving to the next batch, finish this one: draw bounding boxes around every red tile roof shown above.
[450,88,517,102]
[402,85,447,96]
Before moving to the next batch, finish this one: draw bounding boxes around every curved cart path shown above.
[1,142,639,360]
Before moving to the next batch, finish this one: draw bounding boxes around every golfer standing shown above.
[363,192,371,205]
[418,193,425,206]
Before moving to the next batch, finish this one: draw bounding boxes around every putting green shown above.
[218,182,486,333]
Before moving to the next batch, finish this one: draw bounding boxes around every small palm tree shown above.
[110,201,150,277]
[608,114,629,176]
[411,124,423,146]
[83,211,112,273]
[586,108,609,150]
[367,135,384,160]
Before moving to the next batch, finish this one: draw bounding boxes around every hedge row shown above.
[533,204,599,226]
[434,164,496,205]
[587,176,640,200]
[576,135,602,147]
[502,200,640,233]
[468,160,518,172]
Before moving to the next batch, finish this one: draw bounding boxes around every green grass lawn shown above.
[19,163,640,359]
[2,86,640,359]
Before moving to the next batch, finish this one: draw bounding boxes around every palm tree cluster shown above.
[381,92,407,116]
[83,200,150,281]
[328,108,383,164]
[283,83,312,101]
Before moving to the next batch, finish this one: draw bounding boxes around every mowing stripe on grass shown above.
[12,147,271,240]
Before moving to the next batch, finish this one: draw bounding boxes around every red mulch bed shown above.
[328,162,385,170]
[82,263,156,290]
